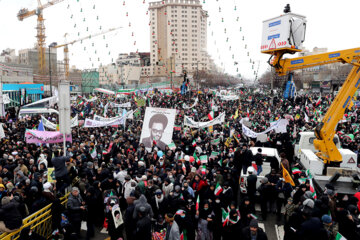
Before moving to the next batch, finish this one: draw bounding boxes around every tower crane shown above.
[53,26,123,79]
[17,0,65,75]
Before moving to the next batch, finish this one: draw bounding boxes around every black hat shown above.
[249,219,258,228]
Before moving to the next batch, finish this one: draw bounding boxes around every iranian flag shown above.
[201,165,207,175]
[196,195,200,211]
[214,182,223,196]
[208,111,214,120]
[247,108,250,118]
[78,100,84,106]
[309,178,317,199]
[90,148,97,159]
[292,167,301,175]
[192,140,197,147]
[315,95,321,106]
[335,232,346,240]
[193,152,200,165]
[174,125,181,131]
[252,163,258,172]
[222,208,229,227]
[182,163,187,174]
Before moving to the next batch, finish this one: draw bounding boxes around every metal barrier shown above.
[0,193,69,240]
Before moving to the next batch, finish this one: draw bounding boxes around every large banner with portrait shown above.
[140,107,176,151]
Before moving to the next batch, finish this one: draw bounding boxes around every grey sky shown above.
[0,0,359,81]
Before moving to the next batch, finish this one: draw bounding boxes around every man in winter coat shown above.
[242,219,268,240]
[246,166,257,205]
[124,196,137,240]
[67,187,85,237]
[0,196,23,232]
[51,151,69,194]
[135,206,152,240]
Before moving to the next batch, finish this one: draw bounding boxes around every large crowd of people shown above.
[0,88,360,240]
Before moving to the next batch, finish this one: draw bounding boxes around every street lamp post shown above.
[48,42,57,97]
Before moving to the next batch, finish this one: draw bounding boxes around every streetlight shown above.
[48,42,57,97]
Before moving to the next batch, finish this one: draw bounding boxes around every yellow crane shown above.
[52,26,123,79]
[17,0,65,75]
[262,5,360,166]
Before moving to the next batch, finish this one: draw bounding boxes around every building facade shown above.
[18,47,57,76]
[149,0,209,77]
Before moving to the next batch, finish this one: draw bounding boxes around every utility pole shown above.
[48,42,57,96]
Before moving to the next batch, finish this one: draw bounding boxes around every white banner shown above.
[183,98,198,109]
[84,96,98,102]
[110,101,131,108]
[3,94,10,104]
[241,119,289,138]
[140,107,176,151]
[84,110,133,128]
[220,95,239,101]
[184,112,226,129]
[41,115,79,130]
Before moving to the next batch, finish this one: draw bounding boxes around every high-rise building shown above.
[149,0,209,77]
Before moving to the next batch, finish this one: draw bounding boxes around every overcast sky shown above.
[0,0,359,81]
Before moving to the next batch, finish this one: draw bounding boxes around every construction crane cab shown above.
[262,5,360,194]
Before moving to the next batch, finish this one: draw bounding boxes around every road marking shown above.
[275,224,284,240]
[259,223,265,232]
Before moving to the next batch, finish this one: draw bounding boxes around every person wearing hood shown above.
[196,201,214,240]
[221,181,233,208]
[240,196,255,227]
[84,186,97,240]
[132,194,154,220]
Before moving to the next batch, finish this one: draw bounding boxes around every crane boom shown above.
[55,27,123,48]
[269,48,360,164]
[53,26,123,79]
[17,0,64,21]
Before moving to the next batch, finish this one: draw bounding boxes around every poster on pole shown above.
[140,107,176,151]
